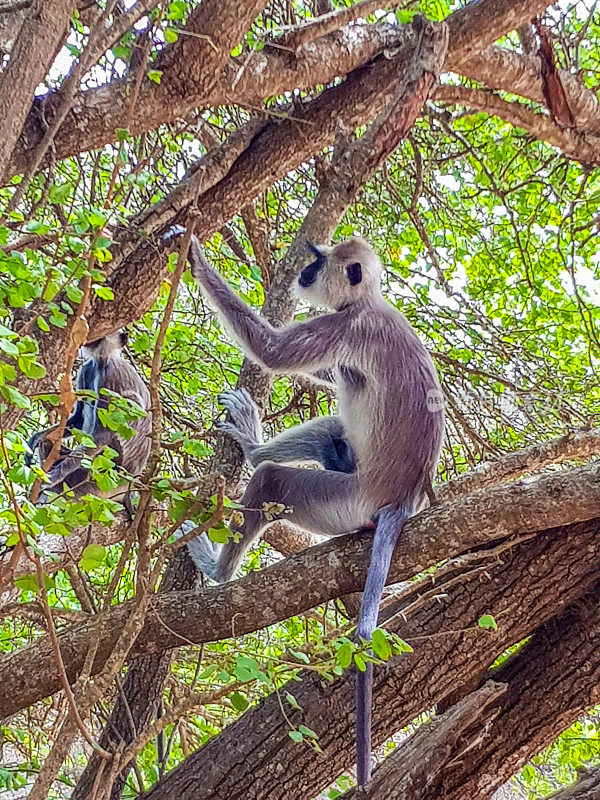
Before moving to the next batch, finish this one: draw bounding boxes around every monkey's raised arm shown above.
[188,237,348,373]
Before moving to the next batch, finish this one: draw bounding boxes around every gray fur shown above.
[187,234,444,783]
[33,332,151,503]
[217,388,355,471]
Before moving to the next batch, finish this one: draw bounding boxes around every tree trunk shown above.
[140,518,600,800]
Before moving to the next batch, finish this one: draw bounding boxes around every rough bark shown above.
[434,85,600,166]
[6,0,552,177]
[0,0,74,180]
[71,548,199,800]
[8,0,270,177]
[338,682,507,800]
[140,517,600,800]
[547,768,600,800]
[437,424,600,502]
[460,45,600,135]
[335,584,600,800]
[433,586,600,800]
[2,459,600,720]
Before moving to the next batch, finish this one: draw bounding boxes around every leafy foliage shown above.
[1,0,600,797]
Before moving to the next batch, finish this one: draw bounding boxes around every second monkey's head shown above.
[296,237,382,310]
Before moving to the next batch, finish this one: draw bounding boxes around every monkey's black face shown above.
[299,242,327,288]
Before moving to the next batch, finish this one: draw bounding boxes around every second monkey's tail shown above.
[355,503,413,787]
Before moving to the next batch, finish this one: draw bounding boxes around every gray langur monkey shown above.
[184,235,444,786]
[26,331,152,503]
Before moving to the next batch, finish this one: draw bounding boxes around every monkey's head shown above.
[82,330,127,360]
[296,237,382,310]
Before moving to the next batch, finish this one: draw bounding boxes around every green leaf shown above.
[289,648,310,664]
[94,286,114,301]
[208,525,231,544]
[298,725,318,740]
[79,544,107,571]
[66,284,84,304]
[285,692,302,711]
[354,653,366,672]
[478,614,498,631]
[88,211,107,228]
[229,692,249,712]
[0,385,31,409]
[165,27,179,43]
[14,574,39,593]
[288,731,303,743]
[148,69,163,84]
[372,629,392,660]
[336,642,353,669]
[17,357,46,379]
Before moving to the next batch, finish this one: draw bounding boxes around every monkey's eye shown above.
[346,262,362,286]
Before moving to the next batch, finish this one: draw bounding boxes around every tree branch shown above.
[2,459,600,720]
[339,682,507,800]
[6,0,553,177]
[434,85,600,166]
[140,516,600,800]
[0,0,74,180]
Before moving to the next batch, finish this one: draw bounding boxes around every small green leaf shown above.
[79,544,107,571]
[165,27,179,43]
[1,384,31,409]
[336,642,353,669]
[298,725,318,740]
[354,653,366,672]
[14,574,39,593]
[372,629,392,660]
[230,692,249,712]
[208,525,231,544]
[289,648,310,664]
[88,211,107,228]
[288,731,303,742]
[285,692,302,711]
[478,614,498,631]
[94,286,114,301]
[148,69,162,84]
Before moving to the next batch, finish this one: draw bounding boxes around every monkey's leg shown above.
[218,389,355,473]
[198,464,366,583]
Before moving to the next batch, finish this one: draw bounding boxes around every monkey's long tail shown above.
[175,521,220,581]
[355,504,413,787]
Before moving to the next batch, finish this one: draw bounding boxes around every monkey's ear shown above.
[346,262,362,286]
[119,330,129,348]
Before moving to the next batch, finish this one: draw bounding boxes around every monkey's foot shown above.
[217,389,262,452]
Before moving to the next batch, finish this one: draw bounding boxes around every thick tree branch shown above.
[438,424,600,502]
[433,585,600,800]
[2,460,600,720]
[434,85,600,166]
[6,0,553,177]
[0,0,74,180]
[459,45,600,135]
[141,517,600,800]
[339,682,507,800]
